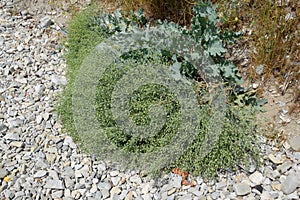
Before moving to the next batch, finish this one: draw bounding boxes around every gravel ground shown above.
[1,0,300,199]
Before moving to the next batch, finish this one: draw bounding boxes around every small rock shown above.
[9,141,24,148]
[255,65,264,75]
[233,182,251,196]
[170,175,182,189]
[98,181,111,190]
[277,160,292,173]
[249,171,264,185]
[35,159,49,169]
[15,77,27,84]
[46,153,57,163]
[268,154,284,164]
[94,191,102,199]
[110,187,121,196]
[110,170,119,177]
[64,136,76,148]
[216,181,227,190]
[111,176,120,186]
[0,168,8,178]
[36,115,43,124]
[42,113,50,121]
[40,16,53,28]
[62,167,75,178]
[45,179,64,189]
[211,192,220,200]
[34,170,47,178]
[90,184,98,193]
[52,190,63,199]
[167,188,176,196]
[286,191,299,199]
[4,133,20,140]
[252,83,259,89]
[100,188,110,199]
[269,191,280,199]
[129,175,142,184]
[260,191,271,200]
[289,136,300,151]
[141,193,152,200]
[281,172,300,194]
[189,186,202,197]
[271,183,282,191]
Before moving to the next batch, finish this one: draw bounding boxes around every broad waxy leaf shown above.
[207,40,227,56]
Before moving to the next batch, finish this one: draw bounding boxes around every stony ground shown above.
[0,0,300,200]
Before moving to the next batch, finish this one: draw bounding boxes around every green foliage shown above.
[96,50,182,153]
[170,105,260,178]
[92,9,148,35]
[189,0,243,84]
[57,7,106,141]
[60,1,262,179]
[95,49,260,178]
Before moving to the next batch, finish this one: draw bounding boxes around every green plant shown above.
[57,6,106,142]
[94,48,260,178]
[59,1,261,179]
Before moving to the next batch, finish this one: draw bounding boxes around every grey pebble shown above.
[100,188,110,199]
[45,179,64,189]
[233,182,251,196]
[39,16,53,28]
[281,172,300,194]
[289,136,300,151]
[130,174,142,184]
[170,175,182,189]
[34,170,47,178]
[0,168,8,178]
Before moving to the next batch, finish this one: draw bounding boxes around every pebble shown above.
[289,135,300,151]
[255,65,265,75]
[130,174,142,184]
[268,154,284,164]
[34,170,47,178]
[280,171,300,194]
[0,168,8,178]
[277,160,292,173]
[39,15,53,28]
[233,182,251,196]
[45,179,64,190]
[249,171,264,185]
[170,175,182,189]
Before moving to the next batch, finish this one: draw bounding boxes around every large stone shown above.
[281,172,300,194]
